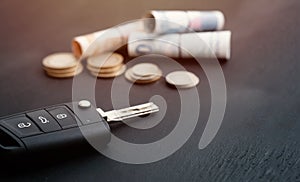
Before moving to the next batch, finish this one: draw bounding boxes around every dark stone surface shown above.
[0,0,299,181]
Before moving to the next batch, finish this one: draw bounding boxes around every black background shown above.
[0,0,300,181]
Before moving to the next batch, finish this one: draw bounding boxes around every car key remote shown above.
[0,100,159,155]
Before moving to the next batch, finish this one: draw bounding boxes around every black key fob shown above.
[0,102,111,155]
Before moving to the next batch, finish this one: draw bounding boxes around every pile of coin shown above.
[165,71,199,89]
[42,53,83,78]
[42,53,199,88]
[42,10,230,81]
[86,53,126,78]
[125,63,162,84]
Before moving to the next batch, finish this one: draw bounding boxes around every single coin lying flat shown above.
[165,71,199,88]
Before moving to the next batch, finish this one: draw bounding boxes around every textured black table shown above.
[1,0,300,181]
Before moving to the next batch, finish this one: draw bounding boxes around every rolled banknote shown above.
[143,10,225,34]
[72,21,143,58]
[128,31,231,59]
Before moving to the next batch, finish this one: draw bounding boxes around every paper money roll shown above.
[143,10,225,34]
[72,21,142,58]
[128,31,231,59]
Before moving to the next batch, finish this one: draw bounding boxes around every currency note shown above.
[128,31,231,59]
[143,10,225,34]
[72,21,143,58]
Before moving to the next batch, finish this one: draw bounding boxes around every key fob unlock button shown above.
[1,115,42,138]
[47,106,79,129]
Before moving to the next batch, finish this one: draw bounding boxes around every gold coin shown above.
[87,53,124,69]
[130,68,162,81]
[43,65,80,74]
[86,64,123,73]
[134,75,161,84]
[42,52,78,69]
[125,68,161,84]
[131,63,160,77]
[46,64,83,78]
[165,71,199,88]
[90,65,127,78]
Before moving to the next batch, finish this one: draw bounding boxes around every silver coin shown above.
[174,82,199,89]
[166,71,199,88]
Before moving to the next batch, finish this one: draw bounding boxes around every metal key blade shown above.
[97,102,159,122]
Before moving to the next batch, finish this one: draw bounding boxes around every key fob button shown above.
[27,110,61,132]
[65,102,105,125]
[1,115,42,138]
[47,106,79,129]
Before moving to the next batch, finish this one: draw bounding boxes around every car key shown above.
[0,100,159,155]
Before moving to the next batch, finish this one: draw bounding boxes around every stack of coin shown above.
[165,71,199,89]
[42,52,83,78]
[125,63,162,84]
[87,53,126,78]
